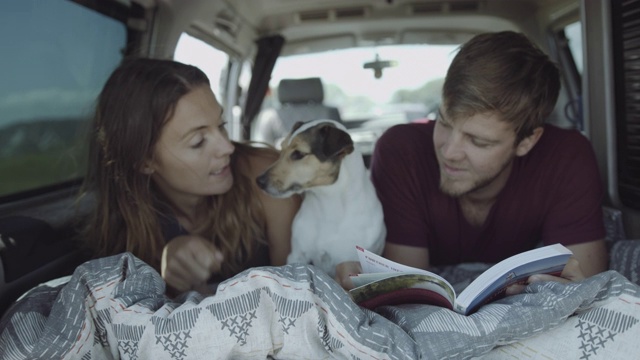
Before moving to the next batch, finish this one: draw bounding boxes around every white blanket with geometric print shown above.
[1,252,639,360]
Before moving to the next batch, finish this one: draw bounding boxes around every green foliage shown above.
[0,149,86,197]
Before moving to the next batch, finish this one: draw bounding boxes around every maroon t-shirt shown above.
[370,121,605,266]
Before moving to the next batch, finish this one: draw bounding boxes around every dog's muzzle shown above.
[256,172,301,198]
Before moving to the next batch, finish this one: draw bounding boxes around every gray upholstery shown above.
[277,78,342,128]
[278,78,325,104]
[253,77,343,146]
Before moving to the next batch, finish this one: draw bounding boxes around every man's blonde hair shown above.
[443,31,561,143]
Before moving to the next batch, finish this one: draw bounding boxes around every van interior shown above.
[0,0,638,354]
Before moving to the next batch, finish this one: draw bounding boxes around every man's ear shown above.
[515,127,544,157]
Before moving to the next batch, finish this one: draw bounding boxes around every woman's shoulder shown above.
[234,142,280,178]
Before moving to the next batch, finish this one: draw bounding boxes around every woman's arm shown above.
[247,148,301,266]
[260,192,300,265]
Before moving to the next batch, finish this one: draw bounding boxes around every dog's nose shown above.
[256,173,268,189]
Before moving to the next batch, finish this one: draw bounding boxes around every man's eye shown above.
[290,150,306,160]
[471,139,490,148]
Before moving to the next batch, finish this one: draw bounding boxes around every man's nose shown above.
[441,133,465,161]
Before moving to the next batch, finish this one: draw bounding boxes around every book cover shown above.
[349,244,573,315]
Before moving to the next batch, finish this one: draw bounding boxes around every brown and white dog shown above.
[256,119,386,277]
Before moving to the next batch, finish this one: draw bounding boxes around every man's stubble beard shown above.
[439,156,514,198]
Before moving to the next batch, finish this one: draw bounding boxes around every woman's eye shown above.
[191,137,205,149]
[218,122,228,131]
[290,150,305,160]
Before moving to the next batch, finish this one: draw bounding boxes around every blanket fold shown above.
[1,253,639,359]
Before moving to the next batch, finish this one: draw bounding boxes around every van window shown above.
[564,21,583,74]
[174,33,230,105]
[0,0,126,198]
[553,20,583,131]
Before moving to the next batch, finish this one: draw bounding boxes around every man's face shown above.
[433,109,519,198]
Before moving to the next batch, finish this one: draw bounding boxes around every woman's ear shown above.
[515,127,544,157]
[140,160,155,175]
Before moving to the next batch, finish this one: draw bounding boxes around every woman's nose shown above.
[214,133,235,157]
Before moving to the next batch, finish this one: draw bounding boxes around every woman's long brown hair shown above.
[79,58,273,276]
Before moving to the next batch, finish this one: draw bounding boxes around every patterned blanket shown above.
[0,252,639,359]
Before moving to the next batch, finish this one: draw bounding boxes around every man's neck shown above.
[458,161,513,226]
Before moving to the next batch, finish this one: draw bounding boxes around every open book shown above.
[349,243,573,315]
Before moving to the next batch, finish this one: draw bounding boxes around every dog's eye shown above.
[290,150,306,160]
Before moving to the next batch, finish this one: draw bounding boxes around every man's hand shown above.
[505,257,585,295]
[334,261,362,290]
[161,235,224,294]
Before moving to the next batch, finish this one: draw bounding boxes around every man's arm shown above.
[565,239,608,277]
[541,130,608,277]
[383,243,430,271]
[370,124,437,270]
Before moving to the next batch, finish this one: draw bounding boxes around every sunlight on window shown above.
[564,22,583,74]
[174,33,229,96]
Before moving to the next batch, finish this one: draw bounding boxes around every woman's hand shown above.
[505,257,585,295]
[161,235,224,294]
[334,261,363,290]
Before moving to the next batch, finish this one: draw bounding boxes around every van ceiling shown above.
[141,0,578,58]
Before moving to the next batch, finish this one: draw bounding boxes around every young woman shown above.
[80,58,300,294]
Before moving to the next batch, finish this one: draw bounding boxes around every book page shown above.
[353,246,452,292]
[350,247,458,310]
[350,274,456,310]
[356,246,428,273]
[455,243,572,315]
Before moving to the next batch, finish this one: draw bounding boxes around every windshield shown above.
[253,44,459,155]
[267,44,458,120]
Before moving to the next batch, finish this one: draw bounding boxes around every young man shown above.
[336,31,608,288]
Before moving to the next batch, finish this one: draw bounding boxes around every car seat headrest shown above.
[278,77,324,104]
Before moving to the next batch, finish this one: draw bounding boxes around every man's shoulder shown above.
[521,124,598,180]
[541,124,590,144]
[534,124,594,156]
[378,121,434,146]
[372,122,436,170]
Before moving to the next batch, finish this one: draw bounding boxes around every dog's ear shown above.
[291,121,305,133]
[317,124,354,161]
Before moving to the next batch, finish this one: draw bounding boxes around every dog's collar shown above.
[284,119,348,147]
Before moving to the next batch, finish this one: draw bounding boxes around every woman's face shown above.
[147,85,235,204]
